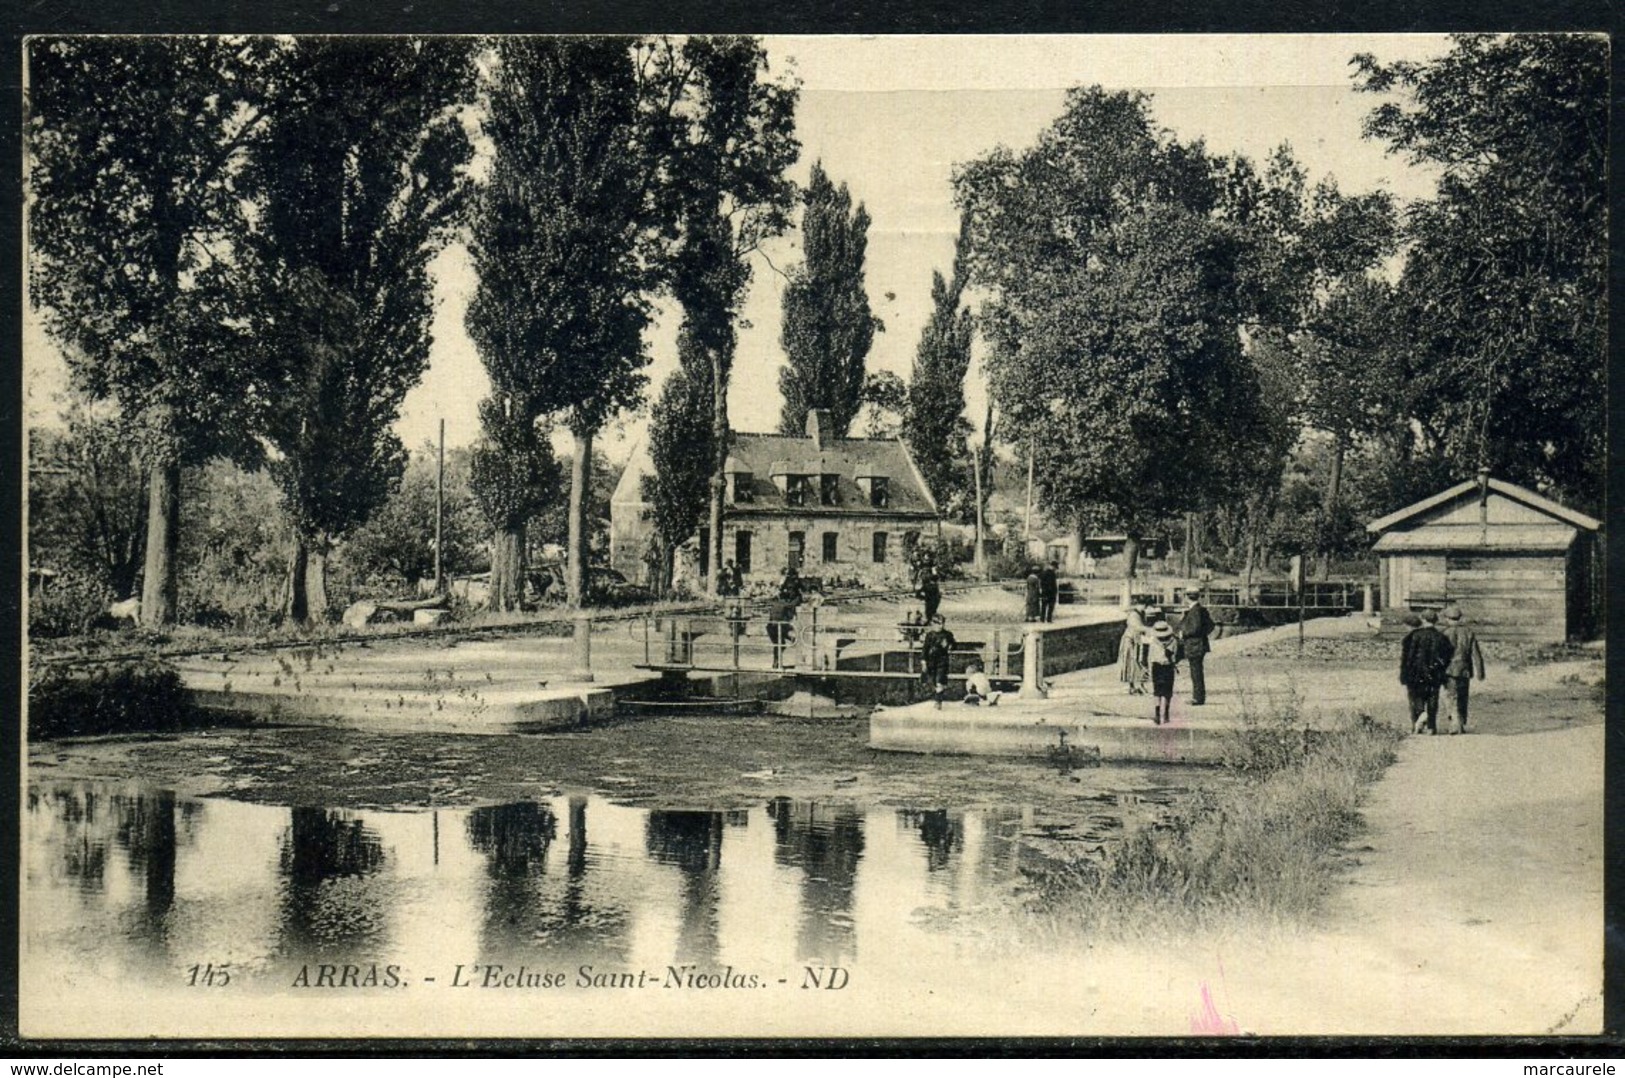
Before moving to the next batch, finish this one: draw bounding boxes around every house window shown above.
[735,531,752,574]
[822,531,839,563]
[820,474,840,506]
[868,477,890,508]
[788,531,806,570]
[731,472,754,503]
[786,475,812,507]
[873,531,889,563]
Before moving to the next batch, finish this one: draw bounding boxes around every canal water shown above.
[23,776,1224,1036]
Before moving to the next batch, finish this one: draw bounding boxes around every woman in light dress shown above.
[1118,604,1149,693]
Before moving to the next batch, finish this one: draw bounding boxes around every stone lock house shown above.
[1366,472,1602,642]
[611,409,942,592]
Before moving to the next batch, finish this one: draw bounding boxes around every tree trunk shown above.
[306,541,331,623]
[706,346,728,599]
[286,536,333,626]
[567,425,593,609]
[1123,535,1141,581]
[1181,513,1194,577]
[139,457,180,627]
[1243,529,1257,596]
[488,524,525,611]
[1320,438,1345,581]
[287,539,309,625]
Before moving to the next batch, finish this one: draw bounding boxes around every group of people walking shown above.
[1023,563,1059,622]
[1398,605,1486,735]
[1117,589,1215,725]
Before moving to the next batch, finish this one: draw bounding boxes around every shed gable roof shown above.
[1365,477,1600,535]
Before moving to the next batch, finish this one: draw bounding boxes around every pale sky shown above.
[24,33,1451,461]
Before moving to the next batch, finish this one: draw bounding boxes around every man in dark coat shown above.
[918,569,941,624]
[1178,588,1216,705]
[920,615,957,710]
[1399,610,1453,734]
[1038,563,1059,623]
[1023,566,1042,622]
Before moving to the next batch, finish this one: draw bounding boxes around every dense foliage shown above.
[778,162,882,437]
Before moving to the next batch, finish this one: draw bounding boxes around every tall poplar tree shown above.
[246,37,474,622]
[902,217,975,516]
[466,38,660,609]
[778,162,881,437]
[655,36,799,596]
[27,37,273,626]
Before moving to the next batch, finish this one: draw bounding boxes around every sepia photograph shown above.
[19,32,1607,1042]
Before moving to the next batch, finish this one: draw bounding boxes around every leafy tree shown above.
[856,370,908,439]
[339,444,487,589]
[176,460,293,630]
[1356,33,1606,513]
[467,396,564,610]
[28,408,147,602]
[244,37,474,623]
[956,88,1266,578]
[27,37,274,626]
[901,217,975,516]
[643,328,718,595]
[466,38,660,608]
[778,162,882,437]
[655,36,799,596]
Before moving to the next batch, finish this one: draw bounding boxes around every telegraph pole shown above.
[434,417,445,595]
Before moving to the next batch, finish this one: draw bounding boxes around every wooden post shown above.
[1019,625,1048,699]
[1023,443,1035,545]
[570,613,594,682]
[433,417,445,595]
[972,437,987,580]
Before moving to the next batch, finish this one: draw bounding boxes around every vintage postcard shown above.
[20,33,1606,1041]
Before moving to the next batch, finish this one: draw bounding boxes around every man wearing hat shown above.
[1399,609,1453,734]
[1439,604,1486,734]
[920,615,957,710]
[1179,588,1216,705]
[1147,620,1182,725]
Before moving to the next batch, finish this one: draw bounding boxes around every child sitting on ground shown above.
[962,658,1001,706]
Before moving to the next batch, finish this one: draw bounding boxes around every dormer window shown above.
[820,474,840,506]
[855,467,890,508]
[731,472,754,503]
[786,474,813,507]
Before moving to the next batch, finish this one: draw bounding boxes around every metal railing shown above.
[638,608,1023,681]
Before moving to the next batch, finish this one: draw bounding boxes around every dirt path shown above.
[1142,720,1605,1036]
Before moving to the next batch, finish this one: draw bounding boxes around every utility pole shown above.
[434,417,445,595]
[1023,441,1035,544]
[972,440,987,580]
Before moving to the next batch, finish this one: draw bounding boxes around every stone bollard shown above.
[1119,580,1133,609]
[1362,583,1375,616]
[1019,625,1049,699]
[570,613,594,683]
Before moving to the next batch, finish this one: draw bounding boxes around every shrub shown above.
[1026,711,1401,938]
[28,571,115,638]
[28,657,195,739]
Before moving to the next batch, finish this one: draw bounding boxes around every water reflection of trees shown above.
[644,811,723,967]
[767,798,865,965]
[277,808,387,954]
[466,799,630,964]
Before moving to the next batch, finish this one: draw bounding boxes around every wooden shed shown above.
[1366,474,1602,642]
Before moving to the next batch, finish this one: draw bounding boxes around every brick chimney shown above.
[805,408,834,450]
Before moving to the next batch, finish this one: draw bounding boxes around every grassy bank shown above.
[1025,707,1402,939]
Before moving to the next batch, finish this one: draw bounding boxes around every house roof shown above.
[723,431,938,518]
[1366,477,1601,534]
[1371,522,1579,553]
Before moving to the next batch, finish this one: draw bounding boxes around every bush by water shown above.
[29,658,196,739]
